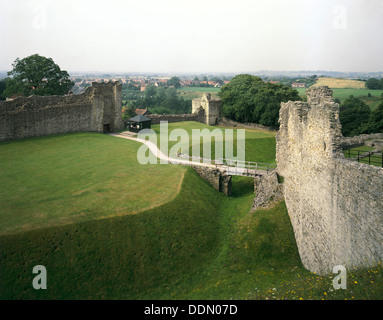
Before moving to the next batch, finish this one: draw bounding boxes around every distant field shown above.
[177,87,220,101]
[313,77,366,89]
[296,87,383,105]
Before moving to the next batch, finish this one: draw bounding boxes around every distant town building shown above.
[135,107,152,116]
[292,83,306,88]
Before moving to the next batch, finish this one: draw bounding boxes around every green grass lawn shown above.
[177,87,220,101]
[0,167,223,299]
[1,130,382,300]
[343,146,382,167]
[0,133,186,235]
[151,121,276,164]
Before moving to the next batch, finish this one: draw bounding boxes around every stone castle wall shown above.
[276,86,383,274]
[192,93,222,125]
[191,165,232,196]
[147,111,204,125]
[0,82,124,142]
[251,170,284,212]
[341,132,383,149]
[219,117,276,132]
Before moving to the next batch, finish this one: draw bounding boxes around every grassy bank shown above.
[1,130,382,300]
[0,133,186,235]
[0,167,224,299]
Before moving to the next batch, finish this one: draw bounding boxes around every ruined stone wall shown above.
[191,165,232,196]
[365,139,383,151]
[251,170,284,212]
[206,100,221,126]
[219,117,276,131]
[276,86,383,274]
[0,82,124,142]
[341,132,383,149]
[147,111,204,125]
[192,98,202,114]
[192,93,222,125]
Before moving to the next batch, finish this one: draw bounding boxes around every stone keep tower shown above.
[192,93,222,125]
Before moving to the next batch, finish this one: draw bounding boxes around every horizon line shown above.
[1,69,383,76]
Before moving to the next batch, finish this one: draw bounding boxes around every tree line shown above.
[122,84,191,119]
[339,96,383,136]
[219,74,382,136]
[365,78,383,90]
[2,55,381,137]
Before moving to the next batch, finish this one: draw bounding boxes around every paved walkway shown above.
[109,131,218,169]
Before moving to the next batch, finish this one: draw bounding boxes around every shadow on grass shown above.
[231,176,254,198]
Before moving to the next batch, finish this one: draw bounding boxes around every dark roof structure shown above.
[135,108,152,116]
[128,114,151,122]
[127,114,152,132]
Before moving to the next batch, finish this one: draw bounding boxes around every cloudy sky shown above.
[1,0,383,73]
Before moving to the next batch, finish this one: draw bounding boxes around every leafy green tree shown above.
[212,77,223,85]
[366,78,382,90]
[219,74,301,127]
[2,78,24,98]
[359,102,383,134]
[155,86,166,99]
[165,86,177,99]
[166,76,181,88]
[150,106,172,114]
[144,84,156,99]
[123,101,136,119]
[0,78,8,100]
[369,102,383,132]
[339,96,371,136]
[129,85,190,114]
[4,54,74,97]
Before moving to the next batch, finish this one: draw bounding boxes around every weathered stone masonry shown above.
[190,165,232,196]
[142,93,221,126]
[276,86,383,275]
[147,111,204,125]
[251,170,284,212]
[0,82,124,142]
[192,93,222,125]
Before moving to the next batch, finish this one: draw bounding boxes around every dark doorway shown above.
[103,124,110,133]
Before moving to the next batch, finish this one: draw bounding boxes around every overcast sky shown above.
[1,0,383,73]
